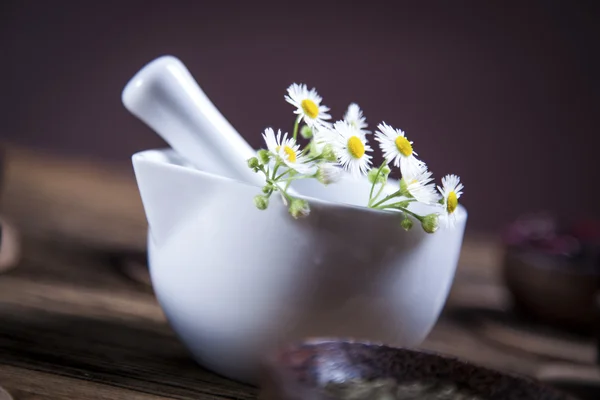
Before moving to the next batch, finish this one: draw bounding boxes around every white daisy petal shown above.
[375,122,423,175]
[262,127,279,155]
[329,120,373,177]
[437,174,464,227]
[285,83,332,128]
[316,163,343,185]
[344,103,370,135]
[312,125,335,153]
[261,128,315,174]
[404,164,440,205]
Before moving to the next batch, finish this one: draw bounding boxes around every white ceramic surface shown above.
[132,148,467,385]
[122,55,264,186]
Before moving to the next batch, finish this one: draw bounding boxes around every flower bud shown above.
[421,213,439,234]
[367,168,379,184]
[300,125,313,139]
[321,144,337,163]
[257,149,270,164]
[247,157,259,169]
[399,178,411,197]
[368,167,389,185]
[400,217,413,231]
[316,164,343,185]
[253,195,269,210]
[308,139,319,156]
[289,198,310,219]
[262,185,272,194]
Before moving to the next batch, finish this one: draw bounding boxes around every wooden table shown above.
[0,145,596,399]
[0,235,596,399]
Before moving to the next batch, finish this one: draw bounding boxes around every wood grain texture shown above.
[0,144,148,251]
[0,238,256,400]
[0,364,174,400]
[1,235,593,399]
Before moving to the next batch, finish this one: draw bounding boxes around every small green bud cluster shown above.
[247,157,260,171]
[253,195,269,210]
[289,198,310,219]
[368,165,391,185]
[421,214,439,234]
[320,144,337,163]
[400,217,413,231]
[300,125,313,139]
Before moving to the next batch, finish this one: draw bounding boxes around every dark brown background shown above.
[1,0,598,232]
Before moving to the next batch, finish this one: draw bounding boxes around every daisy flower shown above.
[438,174,464,227]
[311,125,335,154]
[316,163,343,185]
[344,103,370,135]
[285,83,331,128]
[330,120,373,177]
[375,122,424,176]
[262,128,313,174]
[403,164,440,205]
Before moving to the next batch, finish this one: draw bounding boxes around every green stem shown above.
[370,190,401,209]
[373,181,388,205]
[375,204,423,221]
[368,186,376,207]
[285,174,312,182]
[265,173,309,195]
[399,207,423,221]
[274,169,291,181]
[368,160,390,207]
[368,162,387,206]
[292,116,301,141]
[306,154,323,163]
[285,177,296,190]
[302,141,313,156]
[271,162,281,181]
[269,174,308,185]
[257,164,270,183]
[373,200,415,209]
[279,187,294,204]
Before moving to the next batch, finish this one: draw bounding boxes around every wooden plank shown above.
[0,306,256,400]
[0,238,256,399]
[0,237,541,397]
[0,144,148,251]
[0,234,587,398]
[6,236,151,295]
[0,276,166,326]
[421,317,545,376]
[0,364,175,400]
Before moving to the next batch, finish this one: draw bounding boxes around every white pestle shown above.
[122,55,268,187]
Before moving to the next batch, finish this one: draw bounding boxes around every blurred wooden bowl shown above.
[501,214,600,333]
[503,247,600,333]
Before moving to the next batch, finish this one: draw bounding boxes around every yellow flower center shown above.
[301,99,319,119]
[278,145,296,163]
[347,136,365,159]
[447,191,458,214]
[395,135,413,157]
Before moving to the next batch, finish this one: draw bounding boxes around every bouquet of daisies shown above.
[246,84,464,234]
